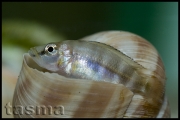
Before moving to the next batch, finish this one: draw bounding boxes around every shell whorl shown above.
[13,31,170,118]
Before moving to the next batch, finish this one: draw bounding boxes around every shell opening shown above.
[24,53,53,73]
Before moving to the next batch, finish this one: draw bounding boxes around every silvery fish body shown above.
[13,31,170,118]
[29,40,163,100]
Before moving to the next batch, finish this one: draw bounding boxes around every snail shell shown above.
[13,31,170,118]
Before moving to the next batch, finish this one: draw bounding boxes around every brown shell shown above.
[13,31,170,118]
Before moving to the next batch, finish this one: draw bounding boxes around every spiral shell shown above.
[13,31,170,118]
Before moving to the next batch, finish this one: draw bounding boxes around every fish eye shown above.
[45,44,57,55]
[48,46,54,52]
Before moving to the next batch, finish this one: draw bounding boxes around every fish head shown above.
[28,42,73,72]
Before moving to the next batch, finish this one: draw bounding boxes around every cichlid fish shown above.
[28,40,145,84]
[28,40,163,98]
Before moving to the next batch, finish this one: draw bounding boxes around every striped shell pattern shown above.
[13,31,170,118]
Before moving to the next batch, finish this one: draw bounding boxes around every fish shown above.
[28,39,164,103]
[28,40,144,85]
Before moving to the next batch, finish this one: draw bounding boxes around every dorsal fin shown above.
[82,40,145,69]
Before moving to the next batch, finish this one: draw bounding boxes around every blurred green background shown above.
[2,2,178,118]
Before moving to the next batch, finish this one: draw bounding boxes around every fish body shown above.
[29,40,142,84]
[29,40,163,100]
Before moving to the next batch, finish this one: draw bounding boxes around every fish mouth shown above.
[28,47,43,68]
[28,47,39,58]
[24,53,53,73]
